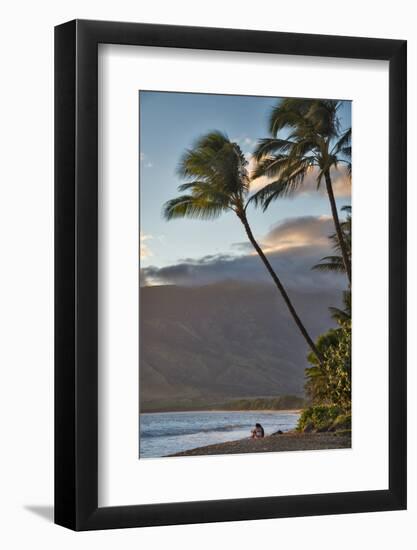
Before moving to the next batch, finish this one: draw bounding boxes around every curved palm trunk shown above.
[324,170,352,285]
[239,212,323,364]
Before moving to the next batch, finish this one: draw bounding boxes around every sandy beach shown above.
[168,430,351,457]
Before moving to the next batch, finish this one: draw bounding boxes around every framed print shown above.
[55,20,407,530]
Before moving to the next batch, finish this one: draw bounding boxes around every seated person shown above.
[250,423,265,439]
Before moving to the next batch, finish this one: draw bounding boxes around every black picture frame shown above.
[55,19,407,531]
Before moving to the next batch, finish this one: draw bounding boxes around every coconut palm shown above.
[251,98,352,284]
[313,206,351,276]
[163,131,322,363]
[329,290,351,324]
[313,206,351,323]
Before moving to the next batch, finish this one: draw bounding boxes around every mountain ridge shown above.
[139,281,342,410]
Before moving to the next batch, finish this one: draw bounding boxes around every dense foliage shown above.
[297,405,351,433]
[296,315,351,432]
[305,320,351,411]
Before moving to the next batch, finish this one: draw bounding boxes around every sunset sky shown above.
[139,91,351,291]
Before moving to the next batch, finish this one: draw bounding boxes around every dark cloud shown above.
[141,215,347,292]
[178,253,234,264]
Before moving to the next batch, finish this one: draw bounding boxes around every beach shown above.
[168,430,351,457]
[140,410,300,458]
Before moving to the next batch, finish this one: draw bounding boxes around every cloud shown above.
[262,215,334,252]
[233,215,334,255]
[246,154,272,192]
[141,215,347,292]
[231,136,258,157]
[249,160,351,199]
[232,135,257,147]
[242,137,257,148]
[140,232,153,259]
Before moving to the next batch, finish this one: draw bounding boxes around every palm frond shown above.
[178,132,248,193]
[164,131,250,222]
[162,195,226,221]
[306,100,340,138]
[251,155,292,180]
[269,98,313,135]
[193,130,230,153]
[329,306,350,322]
[329,290,351,323]
[177,180,210,193]
[253,138,295,161]
[249,99,350,217]
[340,145,351,158]
[312,255,346,273]
[249,179,291,209]
[312,206,351,274]
[332,127,351,150]
[269,98,340,139]
[250,158,312,210]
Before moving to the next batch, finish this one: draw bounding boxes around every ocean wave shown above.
[141,423,247,439]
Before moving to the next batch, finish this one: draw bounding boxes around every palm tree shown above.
[313,206,351,276]
[251,98,352,284]
[329,290,351,324]
[163,131,322,363]
[312,205,351,323]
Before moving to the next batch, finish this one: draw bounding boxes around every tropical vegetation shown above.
[251,98,352,284]
[298,206,352,432]
[163,97,352,434]
[313,205,351,276]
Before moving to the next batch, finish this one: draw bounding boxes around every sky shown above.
[139,91,351,291]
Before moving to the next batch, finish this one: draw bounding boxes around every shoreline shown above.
[167,431,351,457]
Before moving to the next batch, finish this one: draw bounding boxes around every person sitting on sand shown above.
[251,423,265,439]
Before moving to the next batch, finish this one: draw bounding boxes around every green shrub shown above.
[305,320,351,410]
[331,413,351,431]
[296,405,344,432]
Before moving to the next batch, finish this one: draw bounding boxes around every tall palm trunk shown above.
[324,170,352,285]
[239,211,323,364]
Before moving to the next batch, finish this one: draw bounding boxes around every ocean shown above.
[139,410,300,458]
